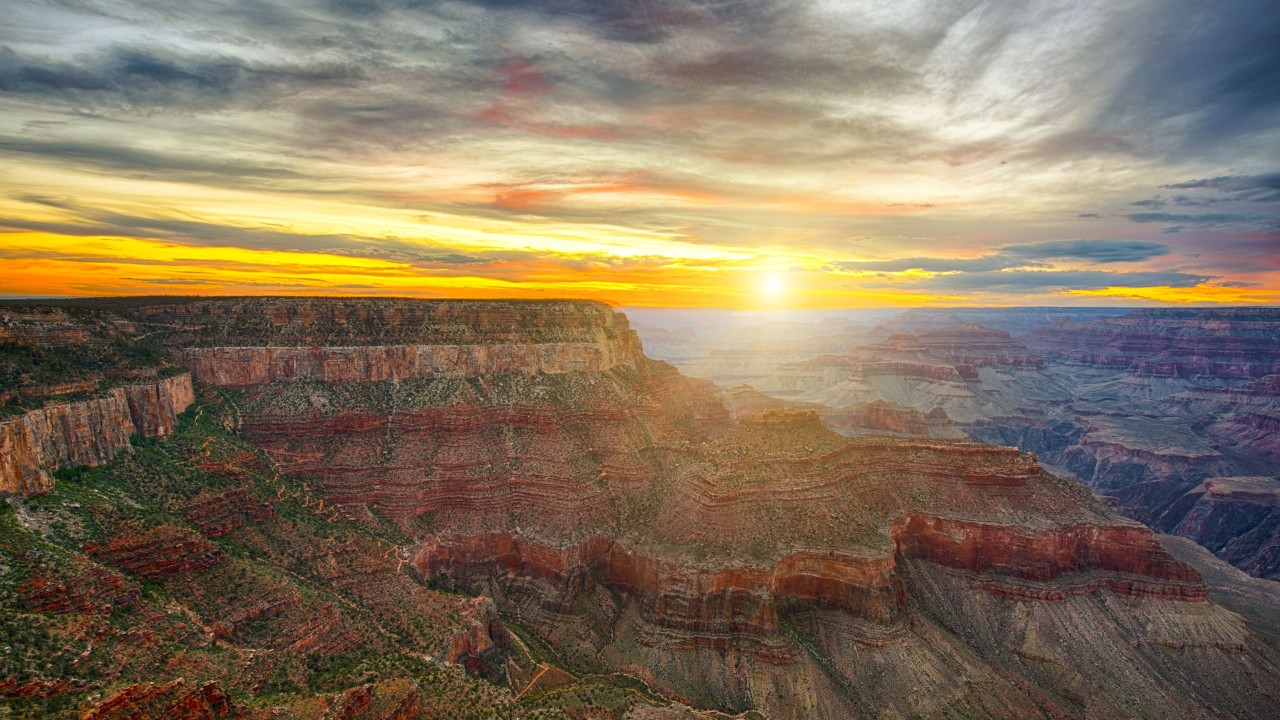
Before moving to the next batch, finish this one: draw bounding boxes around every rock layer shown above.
[1026,307,1280,379]
[180,341,641,388]
[0,374,194,495]
[676,307,1280,580]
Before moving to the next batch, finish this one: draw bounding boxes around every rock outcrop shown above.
[179,341,640,388]
[140,299,646,387]
[0,374,194,495]
[85,524,223,580]
[823,400,931,435]
[914,322,1045,368]
[1156,476,1280,579]
[84,680,239,720]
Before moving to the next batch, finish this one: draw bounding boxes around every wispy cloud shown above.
[0,0,1276,305]
[834,239,1172,273]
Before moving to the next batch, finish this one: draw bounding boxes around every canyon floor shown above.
[1,298,1278,719]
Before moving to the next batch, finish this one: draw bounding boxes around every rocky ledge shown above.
[145,299,647,387]
[0,374,194,495]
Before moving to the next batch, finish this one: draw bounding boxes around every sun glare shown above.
[762,273,786,300]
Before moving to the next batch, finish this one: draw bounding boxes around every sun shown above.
[762,273,786,299]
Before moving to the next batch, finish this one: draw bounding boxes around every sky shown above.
[1,0,1278,308]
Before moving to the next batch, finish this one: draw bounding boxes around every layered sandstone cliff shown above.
[0,374,194,494]
[685,307,1280,581]
[179,341,641,387]
[142,299,647,387]
[1026,307,1280,379]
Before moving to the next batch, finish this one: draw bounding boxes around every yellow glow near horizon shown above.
[2,159,1275,308]
[1066,285,1280,304]
[1,230,970,307]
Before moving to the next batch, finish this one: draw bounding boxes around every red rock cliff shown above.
[152,299,646,387]
[0,374,194,495]
[180,340,642,388]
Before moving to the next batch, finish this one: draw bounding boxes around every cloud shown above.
[1161,172,1280,192]
[1087,0,1280,156]
[1131,196,1166,209]
[1126,212,1277,228]
[834,238,1171,273]
[455,0,784,45]
[1159,172,1280,202]
[998,238,1170,263]
[0,46,361,111]
[0,0,1276,304]
[0,137,303,183]
[868,269,1211,294]
[834,255,1012,273]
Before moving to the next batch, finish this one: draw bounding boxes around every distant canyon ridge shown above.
[630,305,1280,580]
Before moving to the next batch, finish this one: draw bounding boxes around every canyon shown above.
[1,298,1278,718]
[669,307,1280,582]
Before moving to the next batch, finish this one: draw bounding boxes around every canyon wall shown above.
[0,374,194,495]
[145,298,648,387]
[1026,307,1280,379]
[179,341,641,388]
[137,297,644,347]
[676,307,1280,580]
